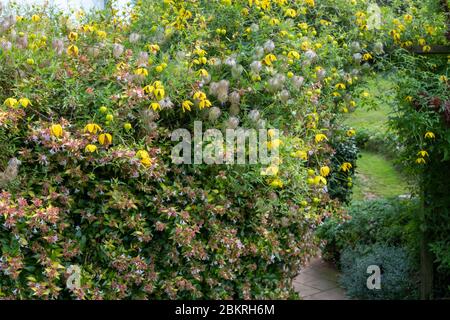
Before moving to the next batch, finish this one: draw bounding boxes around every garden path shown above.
[293,255,347,300]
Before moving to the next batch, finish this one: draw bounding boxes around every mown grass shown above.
[352,151,408,201]
[345,75,408,201]
[344,103,390,132]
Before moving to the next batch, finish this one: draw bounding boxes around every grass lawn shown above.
[352,151,408,201]
[344,103,390,132]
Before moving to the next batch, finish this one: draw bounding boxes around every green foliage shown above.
[328,135,359,203]
[387,53,450,298]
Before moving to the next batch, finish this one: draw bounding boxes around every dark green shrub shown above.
[316,198,419,264]
[340,244,419,300]
[354,129,370,149]
[328,136,359,204]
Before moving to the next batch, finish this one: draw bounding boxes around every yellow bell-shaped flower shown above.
[98,133,112,145]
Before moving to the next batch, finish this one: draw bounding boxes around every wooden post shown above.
[407,45,450,55]
[420,183,433,299]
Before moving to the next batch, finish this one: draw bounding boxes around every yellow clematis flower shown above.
[314,175,327,185]
[84,123,102,134]
[98,133,112,145]
[193,91,206,101]
[134,68,148,77]
[315,133,327,143]
[85,144,97,153]
[423,46,431,53]
[340,162,353,172]
[143,84,155,94]
[96,30,107,39]
[18,98,32,108]
[284,8,297,18]
[141,157,152,167]
[198,99,212,109]
[263,54,277,66]
[261,165,279,176]
[197,69,209,77]
[417,150,429,158]
[150,102,161,111]
[363,53,372,61]
[268,139,282,150]
[320,166,330,177]
[291,150,308,160]
[424,132,435,139]
[182,100,193,112]
[335,83,346,90]
[136,150,150,159]
[268,129,277,138]
[4,98,18,108]
[154,88,165,101]
[147,44,160,53]
[67,45,79,56]
[68,32,78,41]
[31,15,41,22]
[82,24,94,33]
[270,178,283,188]
[50,124,63,138]
[287,50,300,60]
[404,14,413,23]
[415,158,426,165]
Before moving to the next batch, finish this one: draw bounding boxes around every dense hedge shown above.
[0,0,363,299]
[0,0,447,299]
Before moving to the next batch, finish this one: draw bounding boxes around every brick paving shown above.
[293,256,348,300]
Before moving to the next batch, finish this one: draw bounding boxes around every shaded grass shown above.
[353,151,408,201]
